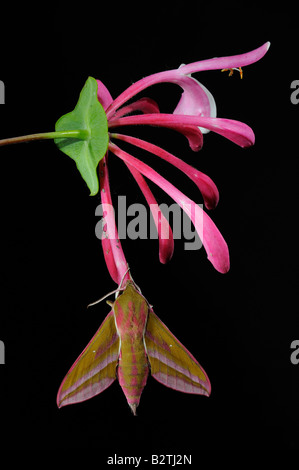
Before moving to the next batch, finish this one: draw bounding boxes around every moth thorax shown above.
[114,300,148,338]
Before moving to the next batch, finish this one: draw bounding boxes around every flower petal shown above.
[109,142,229,274]
[195,116,255,147]
[105,42,270,118]
[111,133,219,209]
[173,74,217,134]
[99,155,130,284]
[109,113,203,151]
[179,42,271,75]
[106,71,177,119]
[124,163,174,264]
[113,97,160,118]
[109,113,254,148]
[96,79,113,110]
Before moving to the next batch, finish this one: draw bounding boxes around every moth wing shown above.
[144,310,211,396]
[57,311,120,408]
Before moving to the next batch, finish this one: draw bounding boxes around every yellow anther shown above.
[221,68,234,77]
[221,67,243,79]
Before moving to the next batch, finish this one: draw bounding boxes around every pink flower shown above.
[97,42,270,282]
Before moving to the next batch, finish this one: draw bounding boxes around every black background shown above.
[0,2,298,454]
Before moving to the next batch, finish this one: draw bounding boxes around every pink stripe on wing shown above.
[146,347,208,389]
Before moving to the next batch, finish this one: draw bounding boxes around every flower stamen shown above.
[221,67,243,79]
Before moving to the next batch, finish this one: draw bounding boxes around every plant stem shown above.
[0,129,89,147]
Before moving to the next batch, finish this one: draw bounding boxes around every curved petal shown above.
[113,97,160,118]
[99,155,130,285]
[109,113,254,148]
[96,79,113,110]
[111,133,219,209]
[124,163,174,264]
[106,70,179,119]
[109,142,230,274]
[109,113,203,151]
[106,71,214,125]
[165,122,203,151]
[106,42,270,118]
[173,74,217,134]
[179,42,271,75]
[100,218,119,284]
[197,116,255,147]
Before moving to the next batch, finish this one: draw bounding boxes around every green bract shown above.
[55,77,109,195]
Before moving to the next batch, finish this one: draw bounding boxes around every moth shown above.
[57,280,211,414]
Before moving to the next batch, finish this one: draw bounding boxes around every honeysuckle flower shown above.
[0,43,270,280]
[96,42,270,279]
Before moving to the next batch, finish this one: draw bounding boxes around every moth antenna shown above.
[133,280,142,294]
[129,274,142,294]
[88,265,141,307]
[87,288,121,308]
[121,266,142,294]
[87,266,132,307]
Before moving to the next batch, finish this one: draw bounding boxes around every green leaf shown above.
[55,77,109,195]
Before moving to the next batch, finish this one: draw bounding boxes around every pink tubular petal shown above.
[95,82,123,283]
[124,163,174,264]
[109,143,229,274]
[113,97,160,118]
[196,116,255,147]
[173,74,217,132]
[109,113,203,151]
[106,69,214,122]
[105,42,270,119]
[99,155,130,285]
[111,133,219,209]
[165,122,203,151]
[179,42,271,75]
[96,79,114,110]
[100,222,119,284]
[109,113,254,148]
[106,71,176,119]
